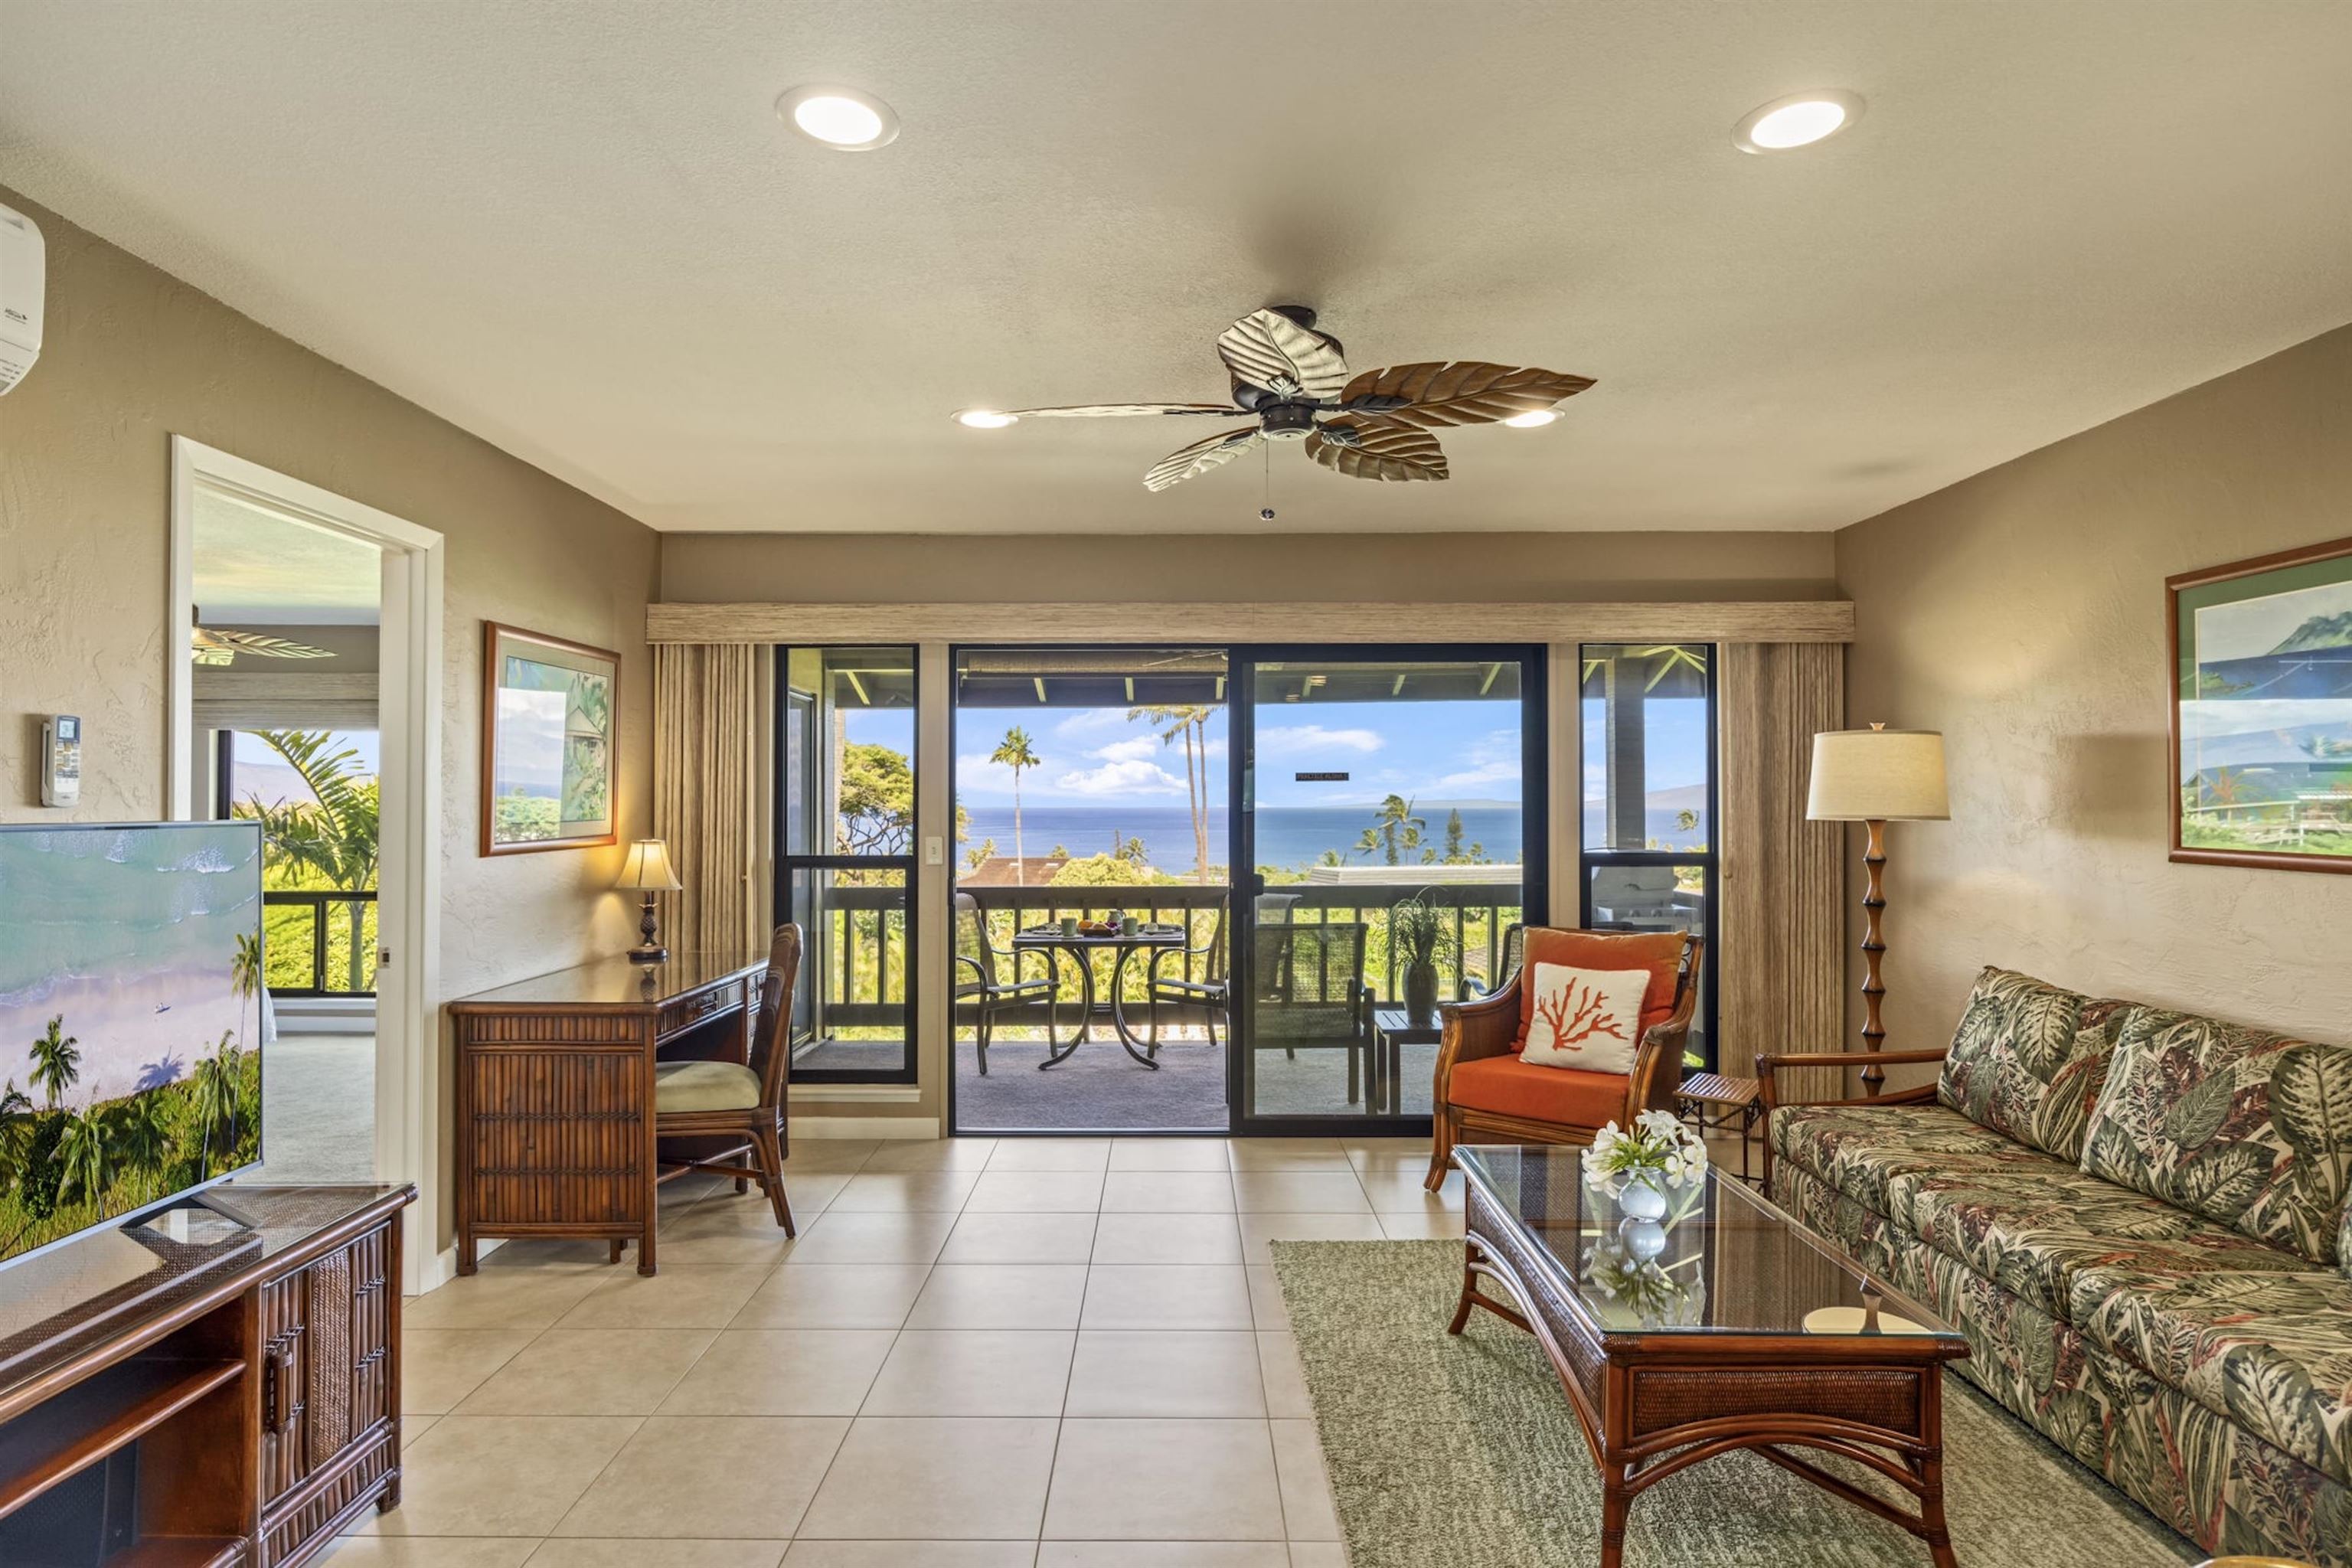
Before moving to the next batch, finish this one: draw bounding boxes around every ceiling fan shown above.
[972,306,1593,492]
[190,607,335,667]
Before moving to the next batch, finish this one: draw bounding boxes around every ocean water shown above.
[956,804,1708,874]
[0,825,261,1107]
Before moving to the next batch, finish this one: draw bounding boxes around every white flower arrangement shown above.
[1584,1109,1709,1189]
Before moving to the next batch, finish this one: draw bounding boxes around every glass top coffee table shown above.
[1452,1145,1969,1566]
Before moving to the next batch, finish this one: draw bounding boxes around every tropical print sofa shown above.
[1763,967,2352,1566]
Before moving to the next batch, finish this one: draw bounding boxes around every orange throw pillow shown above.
[1513,929,1686,1054]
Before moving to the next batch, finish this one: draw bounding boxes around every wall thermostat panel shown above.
[41,714,80,807]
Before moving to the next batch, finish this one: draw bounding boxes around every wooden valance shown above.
[647,599,1854,645]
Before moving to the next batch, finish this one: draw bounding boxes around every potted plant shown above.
[1390,892,1455,1027]
[1583,1109,1708,1220]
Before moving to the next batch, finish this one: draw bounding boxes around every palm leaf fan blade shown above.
[1007,403,1250,417]
[1305,420,1449,482]
[1339,361,1594,429]
[1215,309,1350,400]
[1143,427,1262,492]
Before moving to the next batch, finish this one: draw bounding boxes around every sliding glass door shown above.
[1230,647,1547,1134]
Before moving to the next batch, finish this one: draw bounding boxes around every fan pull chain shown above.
[1259,440,1275,521]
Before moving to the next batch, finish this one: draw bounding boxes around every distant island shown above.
[2272,611,2352,654]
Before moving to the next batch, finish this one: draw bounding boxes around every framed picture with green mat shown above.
[2170,535,2352,874]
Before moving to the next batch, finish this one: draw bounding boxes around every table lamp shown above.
[1807,724,1949,1070]
[616,838,683,964]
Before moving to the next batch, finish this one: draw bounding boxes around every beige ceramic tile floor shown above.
[329,1135,1463,1566]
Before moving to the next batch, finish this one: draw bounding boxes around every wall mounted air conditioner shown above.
[0,203,45,395]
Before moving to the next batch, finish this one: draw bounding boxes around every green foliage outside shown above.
[232,730,381,993]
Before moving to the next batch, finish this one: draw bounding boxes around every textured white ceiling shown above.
[4,2,2350,535]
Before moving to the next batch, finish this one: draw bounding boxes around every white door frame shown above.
[168,436,447,1295]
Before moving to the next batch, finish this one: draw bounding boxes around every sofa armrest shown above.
[1754,1047,1946,1196]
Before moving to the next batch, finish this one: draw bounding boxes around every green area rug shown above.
[1268,1240,2200,1567]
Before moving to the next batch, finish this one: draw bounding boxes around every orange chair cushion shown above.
[1447,1054,1630,1129]
[1514,929,1686,1053]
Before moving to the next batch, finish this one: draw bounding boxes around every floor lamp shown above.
[1807,724,1949,1089]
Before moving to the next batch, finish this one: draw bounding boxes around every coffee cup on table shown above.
[1120,915,1139,937]
[1060,916,1078,938]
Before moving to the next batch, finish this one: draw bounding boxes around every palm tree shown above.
[1132,704,1216,882]
[115,1091,171,1204]
[990,727,1042,884]
[29,1016,80,1110]
[232,929,264,1048]
[237,728,378,990]
[192,1037,241,1178]
[0,1080,34,1189]
[56,1104,114,1209]
[1371,795,1426,867]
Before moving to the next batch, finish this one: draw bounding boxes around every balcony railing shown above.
[956,881,1527,1020]
[263,890,378,998]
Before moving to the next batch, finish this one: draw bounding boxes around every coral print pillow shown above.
[1521,964,1650,1074]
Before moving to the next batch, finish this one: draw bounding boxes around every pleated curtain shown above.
[1718,642,1848,1103]
[652,643,764,957]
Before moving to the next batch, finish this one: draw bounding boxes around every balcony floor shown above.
[252,1030,376,1184]
[953,1031,1439,1132]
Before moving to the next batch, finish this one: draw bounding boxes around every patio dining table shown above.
[1011,923,1187,1070]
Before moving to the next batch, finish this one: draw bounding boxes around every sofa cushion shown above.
[2069,1264,2352,1487]
[1937,967,2129,1161]
[2080,1005,2352,1266]
[1900,1159,2311,1318]
[1769,1101,2045,1217]
[1447,1053,1628,1129]
[1512,929,1685,1053]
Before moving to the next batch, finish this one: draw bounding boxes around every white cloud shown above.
[1057,759,1188,796]
[1259,724,1384,756]
[1052,707,1133,738]
[1091,736,1165,763]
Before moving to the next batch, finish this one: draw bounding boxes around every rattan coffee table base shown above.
[1452,1186,1968,1567]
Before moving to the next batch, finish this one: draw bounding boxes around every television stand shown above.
[0,1184,414,1568]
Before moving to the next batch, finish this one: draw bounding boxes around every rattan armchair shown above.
[1423,929,1703,1191]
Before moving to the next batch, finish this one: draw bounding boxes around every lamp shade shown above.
[1806,727,1950,822]
[616,838,683,892]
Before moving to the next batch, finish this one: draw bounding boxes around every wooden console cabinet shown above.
[0,1184,413,1568]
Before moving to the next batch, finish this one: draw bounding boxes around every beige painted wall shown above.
[1836,322,2352,1073]
[660,528,1838,605]
[0,188,661,1242]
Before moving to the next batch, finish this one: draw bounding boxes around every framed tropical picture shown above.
[2170,536,2352,874]
[482,622,619,856]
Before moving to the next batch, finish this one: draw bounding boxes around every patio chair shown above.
[954,891,1065,1076]
[1145,903,1229,1050]
[1458,922,1525,1001]
[1253,920,1374,1102]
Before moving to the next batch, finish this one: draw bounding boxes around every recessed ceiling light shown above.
[1733,90,1864,153]
[1502,409,1560,429]
[954,409,1018,430]
[777,85,900,151]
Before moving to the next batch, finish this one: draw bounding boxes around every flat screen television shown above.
[1,821,265,1270]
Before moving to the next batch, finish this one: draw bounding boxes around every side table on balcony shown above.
[1369,1006,1443,1116]
[1675,1070,1763,1184]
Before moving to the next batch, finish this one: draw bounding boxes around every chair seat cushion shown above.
[1770,1102,2038,1217]
[2069,1264,2352,1486]
[1897,1158,2308,1318]
[1448,1054,1627,1129]
[655,1059,761,1113]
